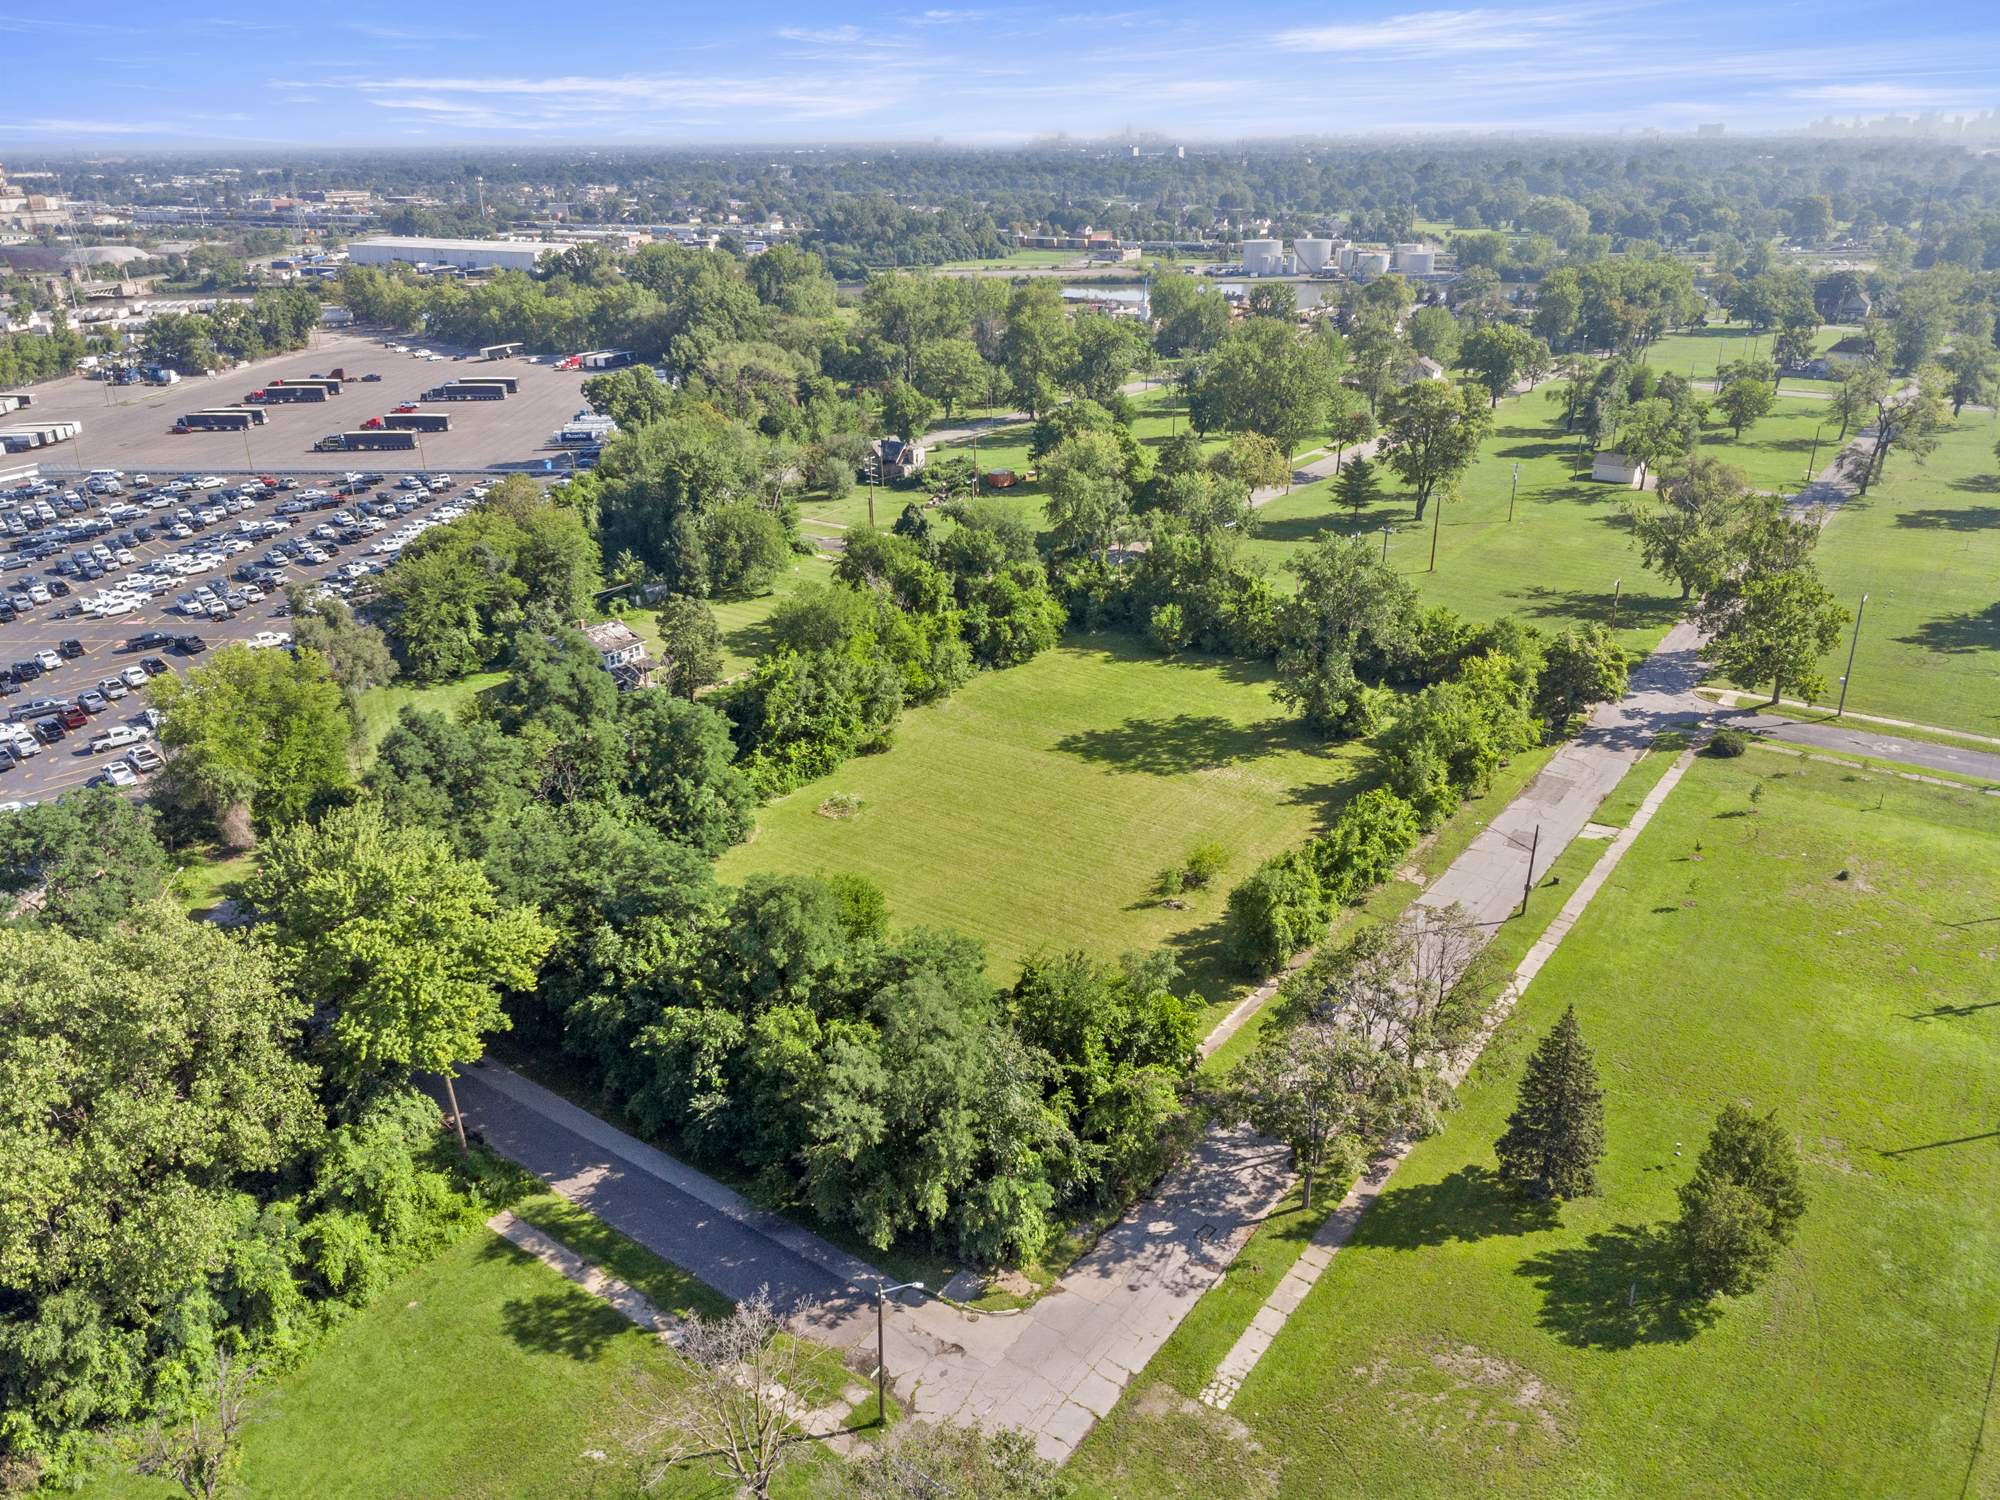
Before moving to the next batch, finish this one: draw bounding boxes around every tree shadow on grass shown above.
[1353,1165,1562,1250]
[1947,473,2000,495]
[1052,713,1309,776]
[1895,604,2000,655]
[498,1288,631,1361]
[1497,583,1682,636]
[1893,504,2000,531]
[1494,433,1577,461]
[1513,1223,1721,1350]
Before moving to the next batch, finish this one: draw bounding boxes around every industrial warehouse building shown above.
[347,238,547,273]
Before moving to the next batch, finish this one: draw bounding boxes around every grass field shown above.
[1800,417,2000,737]
[1243,390,1687,658]
[85,1206,850,1500]
[714,632,1376,1008]
[355,670,507,755]
[1070,753,2000,1500]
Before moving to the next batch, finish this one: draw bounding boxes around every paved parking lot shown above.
[0,474,460,806]
[20,329,599,478]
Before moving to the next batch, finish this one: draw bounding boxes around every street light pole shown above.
[874,1280,925,1426]
[1379,524,1393,565]
[1508,462,1523,522]
[1836,593,1868,717]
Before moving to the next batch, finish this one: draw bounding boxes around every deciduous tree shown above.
[1376,378,1493,519]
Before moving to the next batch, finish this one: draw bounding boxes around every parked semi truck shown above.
[424,383,505,401]
[248,385,326,403]
[335,429,418,451]
[383,412,450,432]
[175,410,256,433]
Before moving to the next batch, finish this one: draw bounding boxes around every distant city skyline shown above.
[5,0,1999,146]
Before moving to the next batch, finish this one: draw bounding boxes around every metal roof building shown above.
[347,237,546,273]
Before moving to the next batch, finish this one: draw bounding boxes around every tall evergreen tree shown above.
[1670,1103,1807,1294]
[1334,455,1383,523]
[1493,1004,1605,1199]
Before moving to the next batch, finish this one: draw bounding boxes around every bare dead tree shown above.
[135,1349,273,1500]
[627,1289,821,1498]
[1293,901,1504,1095]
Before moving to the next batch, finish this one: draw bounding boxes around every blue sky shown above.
[5,1,1999,146]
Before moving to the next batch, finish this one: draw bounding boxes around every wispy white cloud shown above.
[1275,6,1598,55]
[776,24,864,43]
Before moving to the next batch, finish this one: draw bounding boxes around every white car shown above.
[101,761,139,788]
[120,665,149,688]
[34,649,59,671]
[26,584,48,604]
[90,724,150,753]
[194,476,224,490]
[246,630,294,650]
[242,585,265,602]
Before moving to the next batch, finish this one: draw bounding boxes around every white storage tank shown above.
[1293,237,1336,273]
[1241,239,1285,276]
[1392,243,1435,274]
[1337,246,1358,272]
[1355,252,1391,278]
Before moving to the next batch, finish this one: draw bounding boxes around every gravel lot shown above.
[19,329,599,478]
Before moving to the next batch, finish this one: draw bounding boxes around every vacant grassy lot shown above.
[1244,390,1686,658]
[86,1210,847,1500]
[715,632,1375,1007]
[1071,754,2000,1500]
[1800,418,2000,737]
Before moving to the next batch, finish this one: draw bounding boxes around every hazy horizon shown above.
[7,0,2000,150]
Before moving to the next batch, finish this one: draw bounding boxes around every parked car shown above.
[128,743,165,773]
[90,724,150,753]
[101,760,139,787]
[58,638,85,658]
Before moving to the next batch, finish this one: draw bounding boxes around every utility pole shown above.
[1804,424,1822,485]
[874,1281,925,1425]
[1518,824,1541,916]
[1379,524,1393,565]
[1429,491,1442,571]
[1508,462,1523,522]
[1836,593,1868,717]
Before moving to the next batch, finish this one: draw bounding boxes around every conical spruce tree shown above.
[1493,1004,1606,1200]
[1335,456,1382,522]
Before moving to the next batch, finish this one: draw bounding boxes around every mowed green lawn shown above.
[1071,754,2000,1500]
[1802,418,2000,737]
[1243,389,1686,658]
[715,633,1375,1006]
[85,1219,818,1500]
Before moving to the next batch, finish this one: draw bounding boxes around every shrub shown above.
[1222,849,1327,975]
[1708,727,1750,757]
[1309,789,1422,904]
[1181,841,1231,889]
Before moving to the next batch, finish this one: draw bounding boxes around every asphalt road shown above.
[427,1063,880,1320]
[1712,703,2000,783]
[0,474,458,804]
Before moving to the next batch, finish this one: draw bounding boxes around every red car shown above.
[59,705,88,729]
[393,403,419,413]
